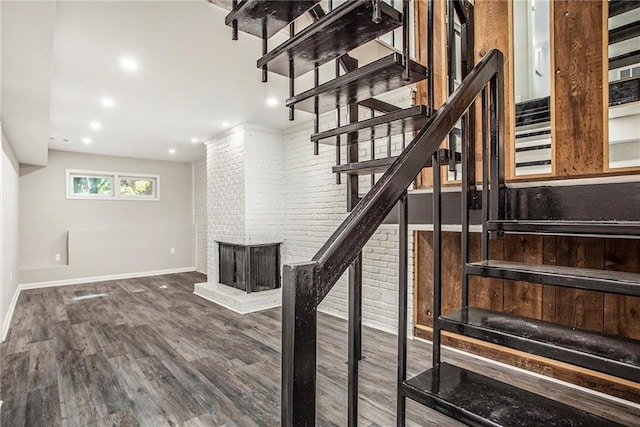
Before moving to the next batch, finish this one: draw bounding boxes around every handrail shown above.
[311,49,504,302]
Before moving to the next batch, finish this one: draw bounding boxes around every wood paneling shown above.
[604,239,640,340]
[553,0,606,176]
[469,233,504,311]
[473,0,513,179]
[502,235,543,318]
[555,237,605,332]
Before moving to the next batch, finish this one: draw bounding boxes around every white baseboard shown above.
[1,267,195,342]
[1,287,21,343]
[19,267,195,290]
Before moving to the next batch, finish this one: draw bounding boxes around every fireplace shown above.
[218,242,281,293]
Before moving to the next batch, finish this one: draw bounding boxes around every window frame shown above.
[66,169,160,201]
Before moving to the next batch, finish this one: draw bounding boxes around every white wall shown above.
[1,126,20,338]
[19,150,195,284]
[193,158,207,274]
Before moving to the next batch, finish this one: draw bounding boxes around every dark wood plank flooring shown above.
[1,272,638,426]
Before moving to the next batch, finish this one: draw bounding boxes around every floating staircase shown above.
[223,1,640,426]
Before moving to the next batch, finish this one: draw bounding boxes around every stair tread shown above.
[287,53,427,113]
[312,105,430,144]
[487,220,640,236]
[333,157,397,175]
[403,363,622,427]
[439,307,640,381]
[609,20,640,44]
[609,0,640,18]
[225,0,320,39]
[467,260,640,296]
[609,49,640,70]
[257,0,402,78]
[333,149,459,175]
[610,76,640,106]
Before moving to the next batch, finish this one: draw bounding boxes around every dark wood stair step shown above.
[467,260,640,297]
[609,21,640,44]
[332,149,459,175]
[257,0,402,78]
[609,0,640,18]
[487,220,640,237]
[286,53,427,113]
[403,363,623,426]
[225,0,321,39]
[610,76,640,106]
[312,105,430,145]
[438,307,640,383]
[609,49,640,70]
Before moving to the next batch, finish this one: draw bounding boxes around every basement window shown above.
[66,169,160,201]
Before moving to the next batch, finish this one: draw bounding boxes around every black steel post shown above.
[314,65,320,155]
[427,0,435,115]
[432,151,442,367]
[262,19,268,82]
[289,23,295,121]
[402,0,410,80]
[370,108,376,187]
[348,253,362,427]
[281,262,318,427]
[481,87,490,260]
[447,1,457,175]
[372,0,382,23]
[396,191,409,427]
[336,59,341,184]
[231,0,238,40]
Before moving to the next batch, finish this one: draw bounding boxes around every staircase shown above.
[223,1,640,426]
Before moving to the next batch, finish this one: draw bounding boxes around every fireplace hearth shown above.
[218,242,281,293]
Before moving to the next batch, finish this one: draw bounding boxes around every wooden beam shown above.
[553,0,606,176]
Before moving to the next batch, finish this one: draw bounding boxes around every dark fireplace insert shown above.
[218,242,281,293]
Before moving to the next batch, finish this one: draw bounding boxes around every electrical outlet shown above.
[55,253,61,262]
[170,247,176,254]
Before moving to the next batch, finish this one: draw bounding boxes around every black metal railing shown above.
[282,48,505,426]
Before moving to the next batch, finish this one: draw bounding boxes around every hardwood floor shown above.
[1,272,638,426]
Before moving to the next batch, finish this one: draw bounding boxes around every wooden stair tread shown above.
[467,260,640,297]
[257,0,402,77]
[610,76,640,106]
[438,307,640,382]
[609,0,640,18]
[487,220,640,237]
[286,53,427,113]
[332,149,459,175]
[312,105,430,145]
[403,363,623,427]
[225,0,321,39]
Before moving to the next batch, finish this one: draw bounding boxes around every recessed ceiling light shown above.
[101,98,115,108]
[191,138,199,143]
[120,57,138,71]
[266,97,278,107]
[168,149,176,154]
[221,121,230,127]
[89,121,102,130]
[82,137,92,144]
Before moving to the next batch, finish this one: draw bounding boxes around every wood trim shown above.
[549,0,557,177]
[553,0,606,176]
[414,325,640,403]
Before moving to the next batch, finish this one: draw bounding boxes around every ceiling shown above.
[1,1,310,165]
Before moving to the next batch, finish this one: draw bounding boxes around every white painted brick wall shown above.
[193,158,207,274]
[282,115,415,335]
[244,126,286,244]
[206,127,246,282]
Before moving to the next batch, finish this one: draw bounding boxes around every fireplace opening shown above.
[218,242,281,293]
